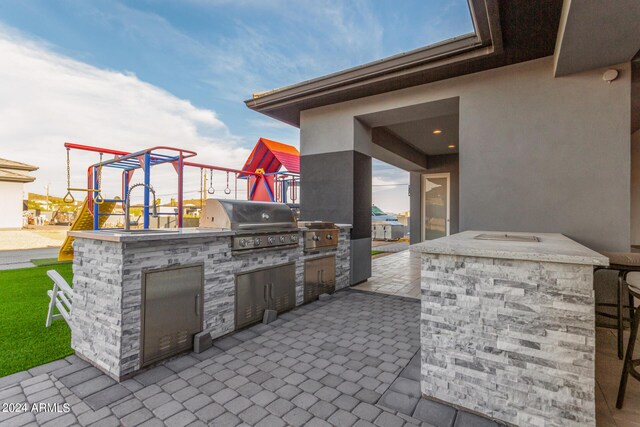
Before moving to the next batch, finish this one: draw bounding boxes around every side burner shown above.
[299,221,339,252]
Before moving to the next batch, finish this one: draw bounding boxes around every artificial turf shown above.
[30,258,71,267]
[0,264,74,377]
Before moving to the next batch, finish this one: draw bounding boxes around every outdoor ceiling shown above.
[357,97,460,171]
[383,114,459,156]
[554,0,640,77]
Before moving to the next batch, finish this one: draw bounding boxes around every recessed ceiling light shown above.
[433,129,442,135]
[448,144,456,149]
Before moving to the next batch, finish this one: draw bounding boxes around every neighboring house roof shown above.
[245,0,564,126]
[0,158,38,172]
[0,168,36,183]
[241,138,300,176]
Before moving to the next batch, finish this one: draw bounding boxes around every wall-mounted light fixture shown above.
[448,144,456,149]
[603,69,619,83]
[433,129,442,135]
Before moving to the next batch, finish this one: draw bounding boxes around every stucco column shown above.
[300,150,371,284]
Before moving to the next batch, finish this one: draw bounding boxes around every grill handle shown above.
[235,222,297,230]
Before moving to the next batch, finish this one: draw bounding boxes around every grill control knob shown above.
[279,236,286,243]
[254,238,261,246]
[326,234,333,240]
[290,235,297,242]
[267,236,275,244]
[239,238,247,247]
[312,235,321,241]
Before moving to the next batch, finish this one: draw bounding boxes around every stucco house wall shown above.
[300,56,631,253]
[0,181,26,228]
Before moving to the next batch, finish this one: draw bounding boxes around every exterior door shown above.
[422,173,450,241]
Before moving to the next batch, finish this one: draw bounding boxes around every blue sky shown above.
[0,0,472,211]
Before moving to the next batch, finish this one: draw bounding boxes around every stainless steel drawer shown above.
[142,264,204,366]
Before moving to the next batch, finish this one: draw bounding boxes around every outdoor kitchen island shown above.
[411,231,608,427]
[66,204,351,381]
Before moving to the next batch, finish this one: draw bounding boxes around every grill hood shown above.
[201,199,297,230]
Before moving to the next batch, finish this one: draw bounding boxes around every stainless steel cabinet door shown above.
[304,256,336,303]
[268,263,296,313]
[236,268,268,329]
[142,264,203,366]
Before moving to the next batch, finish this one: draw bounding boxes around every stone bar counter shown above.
[410,231,608,427]
[67,226,351,381]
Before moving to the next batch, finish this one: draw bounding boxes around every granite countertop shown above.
[69,227,235,243]
[410,230,609,266]
[69,223,352,243]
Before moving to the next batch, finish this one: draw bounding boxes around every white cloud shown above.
[121,0,385,100]
[371,162,410,214]
[248,118,295,131]
[0,25,252,203]
[372,176,402,190]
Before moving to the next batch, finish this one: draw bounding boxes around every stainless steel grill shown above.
[298,221,339,251]
[201,199,299,251]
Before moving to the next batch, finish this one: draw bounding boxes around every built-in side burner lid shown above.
[201,199,297,230]
[298,221,338,230]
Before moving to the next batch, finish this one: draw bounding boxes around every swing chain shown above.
[94,153,105,205]
[63,147,104,204]
[224,171,231,194]
[200,168,204,205]
[207,169,215,194]
[63,148,75,203]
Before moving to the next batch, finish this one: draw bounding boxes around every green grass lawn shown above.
[371,250,384,256]
[0,264,74,377]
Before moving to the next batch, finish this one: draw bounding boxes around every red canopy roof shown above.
[241,138,300,176]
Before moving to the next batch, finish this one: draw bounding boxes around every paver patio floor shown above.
[2,251,638,426]
[1,290,498,427]
[353,251,420,299]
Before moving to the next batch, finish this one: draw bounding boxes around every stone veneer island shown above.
[411,231,608,427]
[68,226,351,381]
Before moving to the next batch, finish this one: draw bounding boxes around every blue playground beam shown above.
[143,152,151,229]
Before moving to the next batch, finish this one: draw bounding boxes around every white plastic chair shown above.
[45,270,73,327]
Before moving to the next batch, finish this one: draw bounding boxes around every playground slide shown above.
[58,198,117,261]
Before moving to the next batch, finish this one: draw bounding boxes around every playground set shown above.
[58,137,300,260]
